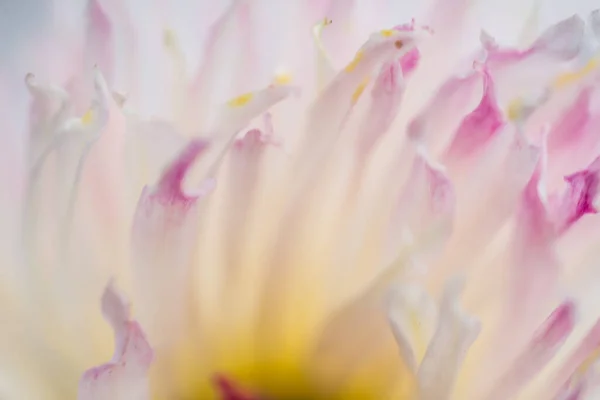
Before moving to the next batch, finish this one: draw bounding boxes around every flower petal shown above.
[485,15,585,104]
[484,300,576,400]
[131,139,214,346]
[385,150,455,267]
[77,281,153,400]
[355,59,404,158]
[444,65,505,162]
[417,278,481,400]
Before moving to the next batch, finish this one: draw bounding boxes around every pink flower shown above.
[2,0,600,399]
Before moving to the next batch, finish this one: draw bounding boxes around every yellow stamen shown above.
[227,92,254,107]
[553,57,600,89]
[273,71,293,85]
[506,98,524,121]
[380,29,395,37]
[345,50,364,73]
[81,109,94,125]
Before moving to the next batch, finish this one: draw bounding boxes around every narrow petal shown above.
[86,0,114,83]
[131,140,214,346]
[77,281,153,400]
[484,300,576,400]
[417,278,481,400]
[385,151,455,267]
[548,318,600,398]
[356,59,404,160]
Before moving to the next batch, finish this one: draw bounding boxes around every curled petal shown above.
[445,66,504,161]
[551,156,600,234]
[77,282,153,400]
[485,15,584,104]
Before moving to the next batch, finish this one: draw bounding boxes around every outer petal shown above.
[77,281,153,400]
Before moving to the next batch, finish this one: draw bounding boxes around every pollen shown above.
[506,98,524,121]
[273,71,293,85]
[345,50,364,73]
[81,109,94,125]
[227,92,254,107]
[380,29,395,37]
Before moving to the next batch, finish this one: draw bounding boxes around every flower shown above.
[3,0,600,399]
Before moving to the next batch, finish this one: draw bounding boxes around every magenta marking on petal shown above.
[533,300,576,347]
[559,164,600,230]
[153,139,210,204]
[372,60,402,96]
[213,375,259,400]
[446,67,504,158]
[400,48,420,76]
[77,283,153,400]
[549,87,592,149]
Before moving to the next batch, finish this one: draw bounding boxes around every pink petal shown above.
[484,15,584,104]
[356,59,404,160]
[87,0,114,84]
[551,157,600,234]
[297,27,426,176]
[484,300,576,400]
[548,318,600,398]
[444,65,505,161]
[385,151,455,266]
[77,282,153,400]
[131,140,214,345]
[407,70,482,153]
[507,167,561,325]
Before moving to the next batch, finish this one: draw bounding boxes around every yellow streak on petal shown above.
[351,78,369,103]
[81,109,94,125]
[227,92,254,107]
[345,50,364,73]
[553,57,600,89]
[380,29,395,37]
